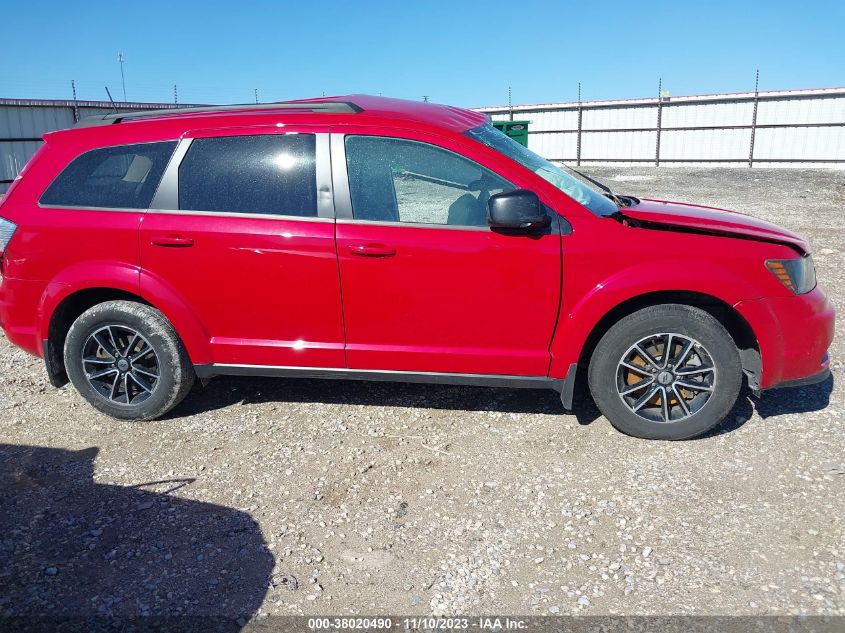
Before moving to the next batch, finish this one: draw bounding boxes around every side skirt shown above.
[194,363,568,393]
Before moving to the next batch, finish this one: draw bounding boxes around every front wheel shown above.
[588,304,742,440]
[64,300,195,420]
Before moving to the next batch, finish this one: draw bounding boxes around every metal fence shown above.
[476,87,845,168]
[3,88,844,194]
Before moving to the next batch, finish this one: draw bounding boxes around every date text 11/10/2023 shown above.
[306,617,528,631]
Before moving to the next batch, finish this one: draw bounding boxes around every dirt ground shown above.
[1,167,842,621]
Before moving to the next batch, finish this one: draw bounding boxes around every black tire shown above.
[588,304,742,440]
[64,300,195,420]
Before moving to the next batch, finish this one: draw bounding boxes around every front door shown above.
[333,131,561,376]
[140,127,345,368]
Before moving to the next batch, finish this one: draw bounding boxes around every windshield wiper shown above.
[566,166,627,207]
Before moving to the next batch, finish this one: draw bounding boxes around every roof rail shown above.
[73,101,363,128]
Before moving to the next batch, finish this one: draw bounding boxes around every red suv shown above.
[0,95,834,439]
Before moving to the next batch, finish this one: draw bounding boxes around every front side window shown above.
[40,141,177,209]
[178,134,317,216]
[345,136,513,226]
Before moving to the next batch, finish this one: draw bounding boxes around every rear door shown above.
[139,126,345,368]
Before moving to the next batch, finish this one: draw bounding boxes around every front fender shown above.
[548,259,762,377]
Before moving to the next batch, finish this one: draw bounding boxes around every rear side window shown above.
[40,141,176,209]
[178,134,317,216]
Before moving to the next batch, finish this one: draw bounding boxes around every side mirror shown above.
[487,189,550,230]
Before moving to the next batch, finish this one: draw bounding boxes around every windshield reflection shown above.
[464,124,619,217]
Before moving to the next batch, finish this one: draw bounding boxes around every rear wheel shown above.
[588,304,742,440]
[64,300,195,420]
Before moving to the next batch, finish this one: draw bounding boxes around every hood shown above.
[621,199,809,253]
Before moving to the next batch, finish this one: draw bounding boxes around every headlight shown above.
[765,255,816,294]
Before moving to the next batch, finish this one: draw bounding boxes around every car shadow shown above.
[0,443,273,631]
[753,374,834,418]
[171,371,835,439]
[170,375,568,418]
[694,374,834,439]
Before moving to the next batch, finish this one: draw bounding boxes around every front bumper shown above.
[734,286,835,390]
[763,355,830,391]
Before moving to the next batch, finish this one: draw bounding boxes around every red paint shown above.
[139,211,344,367]
[623,199,809,251]
[734,287,834,388]
[0,95,834,395]
[336,221,561,375]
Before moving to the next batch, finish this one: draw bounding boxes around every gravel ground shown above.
[1,167,843,621]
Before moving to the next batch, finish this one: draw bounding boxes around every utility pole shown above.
[255,88,259,104]
[117,53,127,101]
[508,85,513,121]
[655,77,663,167]
[749,69,760,168]
[576,82,583,166]
[71,80,79,123]
[422,95,429,102]
[173,84,178,105]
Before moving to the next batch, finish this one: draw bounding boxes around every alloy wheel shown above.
[616,332,716,423]
[81,325,160,405]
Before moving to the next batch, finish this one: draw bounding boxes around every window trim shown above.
[335,217,492,232]
[332,132,517,230]
[151,132,333,220]
[329,133,353,220]
[37,139,179,212]
[148,137,193,210]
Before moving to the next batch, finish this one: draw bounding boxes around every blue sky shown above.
[4,1,844,107]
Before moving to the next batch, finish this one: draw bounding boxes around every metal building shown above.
[0,98,186,194]
[476,86,845,168]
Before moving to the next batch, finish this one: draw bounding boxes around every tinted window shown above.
[345,136,512,226]
[40,141,176,209]
[179,134,317,216]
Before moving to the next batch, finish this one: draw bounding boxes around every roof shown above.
[69,94,488,133]
[283,94,488,131]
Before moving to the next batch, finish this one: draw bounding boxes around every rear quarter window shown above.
[40,141,177,209]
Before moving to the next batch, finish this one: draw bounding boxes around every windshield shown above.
[464,123,619,217]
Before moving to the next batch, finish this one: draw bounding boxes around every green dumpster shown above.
[492,120,530,147]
